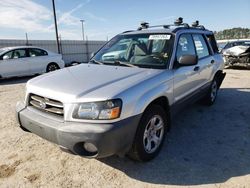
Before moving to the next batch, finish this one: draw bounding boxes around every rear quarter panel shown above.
[210,53,225,81]
[47,54,65,69]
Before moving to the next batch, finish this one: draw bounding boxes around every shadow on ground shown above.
[225,65,250,70]
[0,76,35,85]
[100,88,250,185]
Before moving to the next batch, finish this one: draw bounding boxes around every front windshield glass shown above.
[241,41,250,46]
[0,48,7,54]
[92,33,173,69]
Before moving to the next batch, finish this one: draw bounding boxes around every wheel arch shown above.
[214,70,223,78]
[46,62,60,72]
[213,70,226,88]
[140,96,171,131]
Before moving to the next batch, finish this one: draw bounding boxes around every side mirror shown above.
[3,55,10,60]
[179,55,198,66]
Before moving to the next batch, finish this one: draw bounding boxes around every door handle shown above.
[193,66,200,71]
[211,60,215,64]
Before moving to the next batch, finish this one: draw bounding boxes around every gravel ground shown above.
[0,69,250,188]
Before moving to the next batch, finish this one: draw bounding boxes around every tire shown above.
[203,78,219,106]
[47,63,59,72]
[128,105,168,162]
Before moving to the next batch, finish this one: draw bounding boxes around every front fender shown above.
[133,78,174,116]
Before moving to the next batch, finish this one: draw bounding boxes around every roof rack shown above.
[137,17,207,31]
[137,17,190,31]
[191,20,205,30]
[122,30,135,33]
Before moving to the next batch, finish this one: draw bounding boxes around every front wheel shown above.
[128,105,168,162]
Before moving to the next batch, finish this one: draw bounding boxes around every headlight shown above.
[73,99,122,120]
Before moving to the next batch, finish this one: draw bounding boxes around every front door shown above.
[173,34,202,103]
[0,49,30,77]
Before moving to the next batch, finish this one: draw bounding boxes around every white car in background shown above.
[0,46,65,79]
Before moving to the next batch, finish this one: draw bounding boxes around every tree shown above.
[215,28,250,40]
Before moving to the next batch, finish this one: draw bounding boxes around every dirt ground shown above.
[0,69,250,188]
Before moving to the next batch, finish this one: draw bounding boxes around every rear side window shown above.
[176,34,196,62]
[29,48,48,57]
[192,34,210,59]
[206,34,219,53]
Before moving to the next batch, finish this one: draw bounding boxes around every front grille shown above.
[29,94,64,116]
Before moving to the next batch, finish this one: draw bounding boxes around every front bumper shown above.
[16,102,141,158]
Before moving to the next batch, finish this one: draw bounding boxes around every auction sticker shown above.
[149,34,171,40]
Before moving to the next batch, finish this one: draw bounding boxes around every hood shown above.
[223,45,250,56]
[27,64,162,103]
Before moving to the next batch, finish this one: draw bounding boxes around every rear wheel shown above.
[47,63,59,72]
[128,105,168,162]
[203,78,218,105]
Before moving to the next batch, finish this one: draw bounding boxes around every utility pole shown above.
[52,0,60,54]
[86,35,89,61]
[80,20,85,41]
[80,19,87,62]
[25,33,29,46]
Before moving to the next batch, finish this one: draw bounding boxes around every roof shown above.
[120,26,213,36]
[0,46,43,51]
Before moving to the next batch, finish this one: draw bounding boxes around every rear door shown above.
[192,34,213,86]
[0,49,30,77]
[27,48,49,74]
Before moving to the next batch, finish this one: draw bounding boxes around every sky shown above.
[0,0,249,41]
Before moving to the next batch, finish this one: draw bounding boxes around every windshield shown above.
[0,48,7,54]
[241,41,250,46]
[92,33,173,69]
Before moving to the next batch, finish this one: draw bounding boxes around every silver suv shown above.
[16,18,226,161]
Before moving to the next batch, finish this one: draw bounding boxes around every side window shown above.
[12,49,27,59]
[206,34,219,53]
[224,43,230,49]
[193,34,210,59]
[176,34,196,62]
[228,43,233,48]
[1,50,14,60]
[29,48,48,57]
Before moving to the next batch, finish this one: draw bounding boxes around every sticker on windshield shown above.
[149,35,171,40]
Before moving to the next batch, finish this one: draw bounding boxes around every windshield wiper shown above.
[114,61,138,68]
[89,59,104,65]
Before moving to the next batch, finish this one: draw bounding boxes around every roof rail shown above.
[137,17,190,31]
[122,30,135,33]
